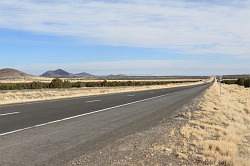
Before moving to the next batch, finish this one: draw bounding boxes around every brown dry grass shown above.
[0,80,206,105]
[179,82,250,166]
[0,76,52,83]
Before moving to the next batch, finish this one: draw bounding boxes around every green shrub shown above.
[85,82,103,87]
[72,81,86,88]
[244,79,250,88]
[63,80,72,88]
[0,79,200,90]
[236,78,246,86]
[222,80,237,84]
[30,82,43,89]
[223,78,250,88]
[49,78,64,88]
[101,80,108,87]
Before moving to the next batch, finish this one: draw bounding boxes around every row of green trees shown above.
[0,78,200,90]
[222,78,250,88]
[236,78,250,88]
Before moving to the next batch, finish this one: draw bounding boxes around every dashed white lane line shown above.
[85,100,101,103]
[0,93,168,137]
[127,94,135,97]
[0,112,20,117]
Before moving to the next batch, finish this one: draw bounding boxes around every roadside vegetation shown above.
[0,78,201,90]
[222,78,250,88]
[178,82,250,165]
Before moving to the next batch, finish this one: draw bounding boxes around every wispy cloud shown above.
[0,0,250,57]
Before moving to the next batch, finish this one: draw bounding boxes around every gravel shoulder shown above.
[67,89,203,166]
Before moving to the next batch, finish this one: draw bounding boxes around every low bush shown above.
[244,79,250,88]
[0,79,199,90]
[30,81,45,89]
[63,80,72,88]
[221,80,237,84]
[49,78,64,88]
[223,78,250,88]
[72,81,86,88]
[236,78,246,86]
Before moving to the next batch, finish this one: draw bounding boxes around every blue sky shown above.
[0,0,250,75]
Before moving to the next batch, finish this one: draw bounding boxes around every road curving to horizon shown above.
[0,82,211,166]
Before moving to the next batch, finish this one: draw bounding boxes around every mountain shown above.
[0,68,31,78]
[107,74,127,77]
[41,69,94,78]
[74,72,94,77]
[41,69,72,78]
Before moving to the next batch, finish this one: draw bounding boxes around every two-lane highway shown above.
[0,83,211,166]
[0,83,207,135]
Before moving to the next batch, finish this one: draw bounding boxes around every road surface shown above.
[0,83,210,166]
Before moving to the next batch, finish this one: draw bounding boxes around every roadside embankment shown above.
[179,82,250,165]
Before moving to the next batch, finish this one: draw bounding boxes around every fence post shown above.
[220,76,222,96]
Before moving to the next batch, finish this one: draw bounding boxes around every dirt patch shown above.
[68,119,187,166]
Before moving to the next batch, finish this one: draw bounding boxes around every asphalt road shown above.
[0,83,211,166]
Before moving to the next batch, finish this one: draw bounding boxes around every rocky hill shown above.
[0,68,31,78]
[41,69,94,78]
[41,69,72,78]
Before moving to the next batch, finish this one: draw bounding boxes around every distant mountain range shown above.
[74,72,94,77]
[0,68,32,78]
[0,68,211,80]
[0,68,94,79]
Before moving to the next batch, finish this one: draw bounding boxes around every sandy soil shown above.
[0,81,205,105]
[67,81,250,166]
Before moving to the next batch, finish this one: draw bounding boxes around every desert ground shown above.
[0,80,206,105]
[68,82,250,166]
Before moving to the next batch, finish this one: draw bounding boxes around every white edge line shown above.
[85,100,101,103]
[0,94,168,137]
[0,112,20,116]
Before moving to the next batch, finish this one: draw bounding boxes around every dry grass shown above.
[0,76,52,83]
[179,82,250,166]
[0,80,206,105]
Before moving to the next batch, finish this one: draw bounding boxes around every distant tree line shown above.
[0,78,200,90]
[222,78,250,88]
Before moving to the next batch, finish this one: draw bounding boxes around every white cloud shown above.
[1,0,250,57]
